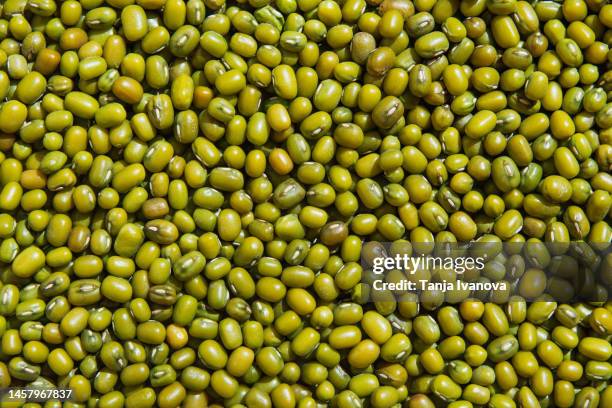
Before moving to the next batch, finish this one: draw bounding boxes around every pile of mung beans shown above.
[0,0,611,406]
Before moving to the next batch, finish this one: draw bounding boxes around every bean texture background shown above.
[0,0,610,407]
